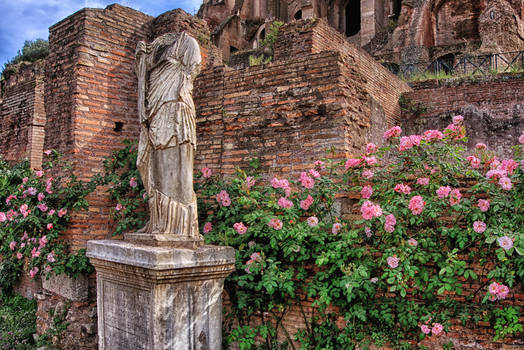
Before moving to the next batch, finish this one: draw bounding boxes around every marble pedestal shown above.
[86,240,235,350]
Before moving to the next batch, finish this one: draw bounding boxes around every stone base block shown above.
[42,272,88,301]
[86,240,235,350]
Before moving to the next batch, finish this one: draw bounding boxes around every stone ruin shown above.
[0,1,523,349]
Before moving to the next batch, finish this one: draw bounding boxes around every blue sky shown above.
[0,0,203,68]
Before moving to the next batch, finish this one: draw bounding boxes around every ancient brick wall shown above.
[0,61,46,168]
[44,4,151,252]
[274,19,412,125]
[402,72,524,157]
[195,51,371,179]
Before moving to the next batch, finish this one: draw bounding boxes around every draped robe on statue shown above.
[135,32,202,240]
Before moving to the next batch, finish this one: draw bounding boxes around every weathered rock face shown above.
[478,0,524,53]
[35,293,98,350]
[371,0,524,65]
[197,0,524,67]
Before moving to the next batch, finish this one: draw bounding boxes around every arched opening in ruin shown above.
[392,0,402,21]
[294,10,302,20]
[260,28,266,41]
[345,0,360,37]
[433,53,455,74]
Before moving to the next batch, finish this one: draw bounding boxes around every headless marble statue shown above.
[131,32,203,247]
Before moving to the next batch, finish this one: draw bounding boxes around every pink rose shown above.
[497,236,513,250]
[499,177,512,190]
[365,226,372,237]
[467,155,480,168]
[0,212,6,222]
[394,183,411,194]
[29,267,39,278]
[345,158,362,169]
[420,324,431,335]
[473,221,486,233]
[35,170,44,177]
[268,218,283,230]
[362,170,374,179]
[366,143,377,153]
[365,156,377,166]
[9,241,16,250]
[431,323,444,336]
[307,216,319,227]
[16,252,23,260]
[44,149,52,155]
[385,214,396,226]
[416,177,430,186]
[332,223,342,235]
[423,129,444,141]
[384,224,395,233]
[309,169,321,178]
[387,255,399,269]
[216,190,231,207]
[449,189,462,206]
[201,168,212,178]
[409,196,425,215]
[115,203,123,211]
[361,201,382,220]
[37,203,48,212]
[361,185,373,199]
[407,238,418,247]
[47,252,56,263]
[31,247,41,258]
[300,172,315,189]
[129,177,138,188]
[475,143,487,150]
[436,186,451,199]
[452,115,464,124]
[300,195,314,210]
[37,193,45,201]
[314,160,325,169]
[519,132,524,144]
[233,222,247,234]
[383,126,402,139]
[203,222,212,234]
[47,223,53,230]
[477,199,490,212]
[58,208,67,217]
[278,197,293,209]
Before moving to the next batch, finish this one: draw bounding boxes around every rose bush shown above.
[106,120,523,348]
[0,151,95,294]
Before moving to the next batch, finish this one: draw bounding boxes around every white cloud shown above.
[0,0,201,67]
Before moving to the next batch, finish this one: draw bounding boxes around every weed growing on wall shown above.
[0,151,95,294]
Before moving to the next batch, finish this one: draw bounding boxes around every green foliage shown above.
[2,39,49,80]
[0,294,37,349]
[0,152,95,293]
[398,94,428,118]
[491,306,523,341]
[249,54,272,66]
[249,21,284,66]
[34,301,70,349]
[108,122,524,347]
[96,140,147,235]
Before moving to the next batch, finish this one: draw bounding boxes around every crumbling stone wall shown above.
[0,60,46,169]
[402,72,524,157]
